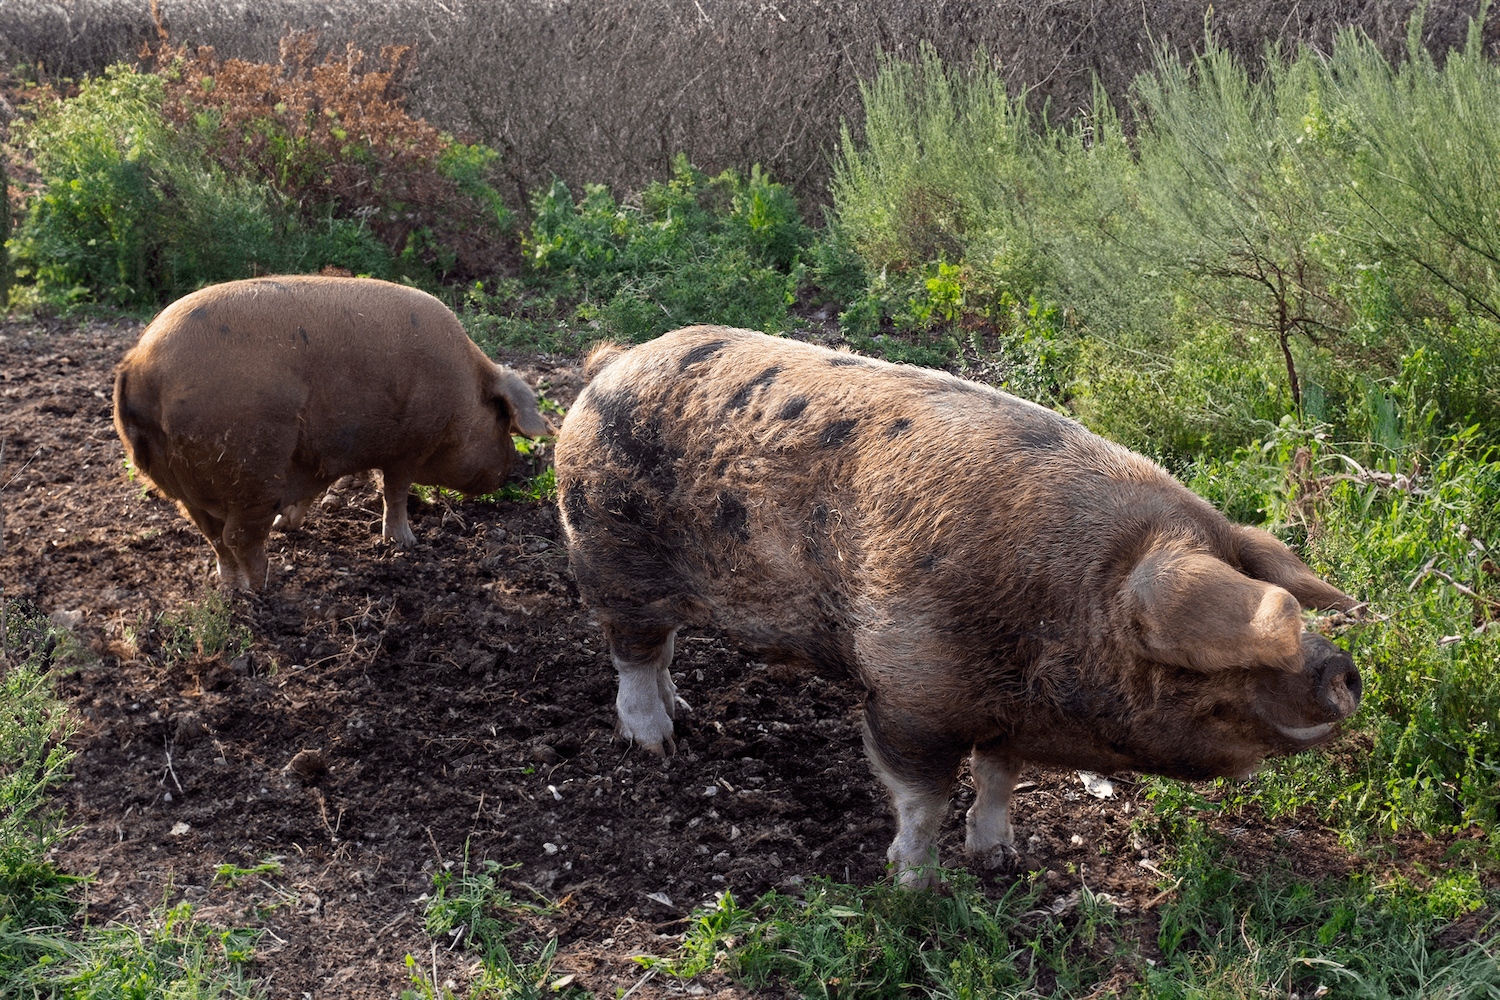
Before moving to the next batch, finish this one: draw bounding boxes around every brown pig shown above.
[554,325,1361,887]
[113,275,550,590]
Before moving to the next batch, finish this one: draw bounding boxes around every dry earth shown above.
[0,315,1482,998]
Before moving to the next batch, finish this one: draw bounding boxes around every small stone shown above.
[287,749,329,782]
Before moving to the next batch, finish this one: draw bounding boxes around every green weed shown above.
[523,154,808,343]
[155,590,252,663]
[19,897,264,1000]
[0,601,84,985]
[645,871,1132,998]
[403,852,577,999]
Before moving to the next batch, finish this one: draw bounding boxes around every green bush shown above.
[523,155,808,342]
[8,65,307,308]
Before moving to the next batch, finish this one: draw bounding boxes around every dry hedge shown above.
[3,0,1496,211]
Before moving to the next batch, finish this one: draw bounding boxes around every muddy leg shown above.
[379,470,418,547]
[965,744,1020,866]
[862,697,966,889]
[181,504,246,590]
[605,623,683,756]
[222,508,275,591]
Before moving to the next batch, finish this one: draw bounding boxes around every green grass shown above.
[0,601,264,999]
[402,851,579,1000]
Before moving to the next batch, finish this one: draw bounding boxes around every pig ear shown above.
[1230,526,1357,612]
[1125,542,1305,673]
[492,368,554,438]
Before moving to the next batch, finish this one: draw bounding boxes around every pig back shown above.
[119,276,494,476]
[558,325,1194,673]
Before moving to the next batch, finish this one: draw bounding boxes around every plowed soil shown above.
[0,316,1475,998]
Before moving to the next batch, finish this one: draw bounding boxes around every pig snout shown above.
[1308,632,1362,720]
[1256,633,1361,745]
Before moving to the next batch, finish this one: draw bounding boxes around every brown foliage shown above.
[144,23,513,279]
[2,0,1495,215]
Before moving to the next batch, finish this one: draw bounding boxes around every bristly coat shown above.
[556,325,1361,887]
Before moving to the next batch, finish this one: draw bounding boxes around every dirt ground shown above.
[0,315,1482,998]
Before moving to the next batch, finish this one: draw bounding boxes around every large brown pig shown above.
[114,275,550,591]
[555,325,1362,887]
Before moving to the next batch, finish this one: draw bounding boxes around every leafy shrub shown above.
[7,64,298,307]
[832,45,1032,275]
[523,155,808,342]
[148,29,515,282]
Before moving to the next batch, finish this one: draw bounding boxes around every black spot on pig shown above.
[819,418,859,448]
[604,487,656,528]
[679,339,730,370]
[1016,418,1064,451]
[778,396,809,421]
[713,493,750,541]
[561,485,591,531]
[724,366,783,413]
[803,503,832,564]
[885,418,912,438]
[828,356,867,368]
[592,389,679,493]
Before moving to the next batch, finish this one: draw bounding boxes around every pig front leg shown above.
[378,470,419,546]
[608,626,685,756]
[862,697,966,889]
[965,747,1020,866]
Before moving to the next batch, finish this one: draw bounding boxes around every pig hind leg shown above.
[605,622,686,756]
[862,699,968,889]
[221,508,274,591]
[964,744,1021,867]
[180,504,251,591]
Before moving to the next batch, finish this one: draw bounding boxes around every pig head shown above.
[555,324,1361,887]
[114,275,551,590]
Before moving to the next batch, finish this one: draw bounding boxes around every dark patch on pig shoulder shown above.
[819,418,859,448]
[679,339,729,370]
[884,418,912,439]
[777,396,809,421]
[560,485,591,532]
[295,326,309,345]
[712,492,751,541]
[219,324,232,336]
[1014,412,1065,450]
[804,504,831,564]
[591,388,679,493]
[724,366,783,413]
[409,311,420,328]
[828,356,868,368]
[604,486,657,528]
[189,307,209,323]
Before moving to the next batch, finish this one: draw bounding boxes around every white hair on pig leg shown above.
[871,762,950,889]
[964,750,1019,866]
[612,627,686,755]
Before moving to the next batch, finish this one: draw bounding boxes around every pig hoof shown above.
[892,862,943,891]
[385,525,418,547]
